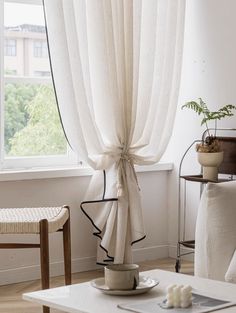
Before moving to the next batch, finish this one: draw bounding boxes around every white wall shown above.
[165,0,236,257]
[0,169,170,285]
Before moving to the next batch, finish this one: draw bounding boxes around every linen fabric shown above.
[195,181,236,282]
[44,0,186,263]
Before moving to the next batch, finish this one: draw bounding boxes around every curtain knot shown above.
[120,152,133,163]
[117,151,140,195]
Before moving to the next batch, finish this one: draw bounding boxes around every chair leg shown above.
[40,219,50,313]
[63,214,71,285]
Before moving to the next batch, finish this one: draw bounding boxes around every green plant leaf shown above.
[181,101,204,115]
[182,100,236,123]
[182,99,236,139]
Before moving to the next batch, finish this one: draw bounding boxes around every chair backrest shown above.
[216,137,236,175]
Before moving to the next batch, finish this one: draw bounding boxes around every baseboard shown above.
[133,245,169,262]
[0,256,100,286]
[168,244,194,262]
[0,245,169,286]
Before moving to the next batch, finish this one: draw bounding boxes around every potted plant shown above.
[182,98,236,181]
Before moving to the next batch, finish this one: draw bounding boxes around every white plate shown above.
[91,275,159,296]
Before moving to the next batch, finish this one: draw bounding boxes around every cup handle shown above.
[132,275,138,290]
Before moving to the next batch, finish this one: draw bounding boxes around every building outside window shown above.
[4,38,16,56]
[5,69,17,75]
[34,71,51,77]
[34,40,48,58]
[0,0,78,170]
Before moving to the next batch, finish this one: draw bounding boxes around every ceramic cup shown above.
[104,264,139,290]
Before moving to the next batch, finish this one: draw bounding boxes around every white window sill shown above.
[0,162,173,182]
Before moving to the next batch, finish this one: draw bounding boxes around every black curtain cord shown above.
[42,0,73,150]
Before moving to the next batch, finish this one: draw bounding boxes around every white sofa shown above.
[195,181,236,282]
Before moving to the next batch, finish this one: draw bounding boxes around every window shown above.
[34,71,51,77]
[0,0,78,170]
[5,69,16,75]
[4,38,16,56]
[34,40,48,58]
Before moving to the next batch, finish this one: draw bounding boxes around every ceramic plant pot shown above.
[197,151,224,182]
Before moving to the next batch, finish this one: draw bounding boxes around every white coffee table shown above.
[23,269,236,313]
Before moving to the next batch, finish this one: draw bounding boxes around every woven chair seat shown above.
[0,206,69,234]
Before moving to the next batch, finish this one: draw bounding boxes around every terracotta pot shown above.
[197,151,224,182]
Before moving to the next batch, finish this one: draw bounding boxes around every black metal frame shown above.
[175,128,236,273]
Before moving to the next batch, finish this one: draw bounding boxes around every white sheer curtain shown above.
[44,0,185,264]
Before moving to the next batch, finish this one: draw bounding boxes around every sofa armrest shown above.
[195,181,236,281]
[225,249,236,283]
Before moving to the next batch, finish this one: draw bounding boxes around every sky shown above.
[5,3,44,27]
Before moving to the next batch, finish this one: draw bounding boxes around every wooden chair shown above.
[0,205,71,313]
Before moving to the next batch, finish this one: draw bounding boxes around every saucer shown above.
[91,275,159,296]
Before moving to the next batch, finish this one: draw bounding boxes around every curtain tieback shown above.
[118,153,140,194]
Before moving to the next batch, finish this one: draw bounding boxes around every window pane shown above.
[34,71,51,77]
[4,38,16,56]
[34,40,48,58]
[5,83,67,157]
[4,1,68,159]
[4,3,50,77]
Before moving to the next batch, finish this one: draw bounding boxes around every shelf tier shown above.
[180,174,230,183]
[179,240,195,249]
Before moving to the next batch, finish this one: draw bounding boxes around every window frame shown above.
[0,0,79,171]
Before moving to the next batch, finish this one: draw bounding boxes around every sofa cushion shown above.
[195,181,236,281]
